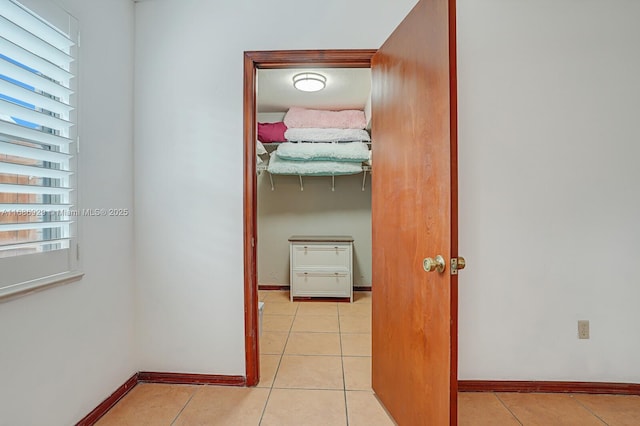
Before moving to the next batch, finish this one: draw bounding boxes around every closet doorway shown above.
[244,2,459,423]
[254,66,373,298]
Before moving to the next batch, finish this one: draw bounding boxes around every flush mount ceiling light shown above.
[293,72,327,92]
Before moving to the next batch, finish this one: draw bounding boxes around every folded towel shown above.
[267,152,363,176]
[284,107,367,129]
[276,142,370,162]
[285,128,370,143]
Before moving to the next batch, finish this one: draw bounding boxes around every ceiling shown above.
[257,68,372,113]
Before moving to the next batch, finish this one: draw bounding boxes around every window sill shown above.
[0,271,85,303]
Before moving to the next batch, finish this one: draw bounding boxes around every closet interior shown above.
[256,67,373,299]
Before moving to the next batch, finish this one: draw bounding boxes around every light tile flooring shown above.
[96,291,640,425]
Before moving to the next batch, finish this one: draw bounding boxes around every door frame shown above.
[243,50,377,386]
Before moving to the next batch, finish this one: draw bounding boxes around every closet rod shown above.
[261,169,371,191]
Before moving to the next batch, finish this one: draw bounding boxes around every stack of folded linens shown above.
[267,107,371,176]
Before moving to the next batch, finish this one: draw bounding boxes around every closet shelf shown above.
[257,140,371,192]
[258,165,371,192]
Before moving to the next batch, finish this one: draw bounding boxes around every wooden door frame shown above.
[243,50,376,386]
[448,0,459,419]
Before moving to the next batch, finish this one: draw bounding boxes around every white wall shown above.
[257,112,285,123]
[0,0,136,425]
[134,0,417,375]
[258,172,372,287]
[457,0,640,382]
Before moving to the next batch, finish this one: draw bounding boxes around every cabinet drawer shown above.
[291,244,350,269]
[291,271,351,297]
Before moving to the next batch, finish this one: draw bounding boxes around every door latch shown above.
[450,257,466,275]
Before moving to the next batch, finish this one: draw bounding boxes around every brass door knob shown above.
[423,255,446,273]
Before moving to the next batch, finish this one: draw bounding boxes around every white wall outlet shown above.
[578,320,590,339]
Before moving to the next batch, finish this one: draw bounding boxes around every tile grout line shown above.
[338,304,350,426]
[493,392,524,426]
[169,385,200,426]
[258,294,298,425]
[265,352,346,358]
[571,394,610,426]
[269,385,349,391]
[257,354,281,426]
[257,292,274,426]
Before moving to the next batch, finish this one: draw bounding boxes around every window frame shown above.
[0,0,82,301]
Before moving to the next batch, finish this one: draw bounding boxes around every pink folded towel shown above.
[284,107,367,130]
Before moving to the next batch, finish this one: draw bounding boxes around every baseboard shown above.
[75,372,138,426]
[259,285,372,291]
[138,371,246,386]
[258,284,289,290]
[458,380,640,395]
[293,296,351,303]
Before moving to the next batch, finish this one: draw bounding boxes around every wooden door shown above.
[371,0,458,424]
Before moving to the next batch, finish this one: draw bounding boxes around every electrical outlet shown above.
[578,320,590,339]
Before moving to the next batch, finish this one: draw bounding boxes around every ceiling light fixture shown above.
[293,72,326,92]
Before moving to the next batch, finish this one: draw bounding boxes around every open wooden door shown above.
[371,0,459,424]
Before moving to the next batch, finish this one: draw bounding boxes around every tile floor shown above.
[96,291,640,425]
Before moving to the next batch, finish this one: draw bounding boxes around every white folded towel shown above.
[285,128,370,143]
[267,152,363,176]
[276,142,370,162]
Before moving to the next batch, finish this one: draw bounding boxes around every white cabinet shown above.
[289,235,354,302]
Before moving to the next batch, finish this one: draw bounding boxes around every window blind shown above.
[0,0,79,296]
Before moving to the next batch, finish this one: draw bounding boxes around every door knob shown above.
[423,255,446,273]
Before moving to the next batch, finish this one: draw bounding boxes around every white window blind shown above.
[0,0,79,298]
